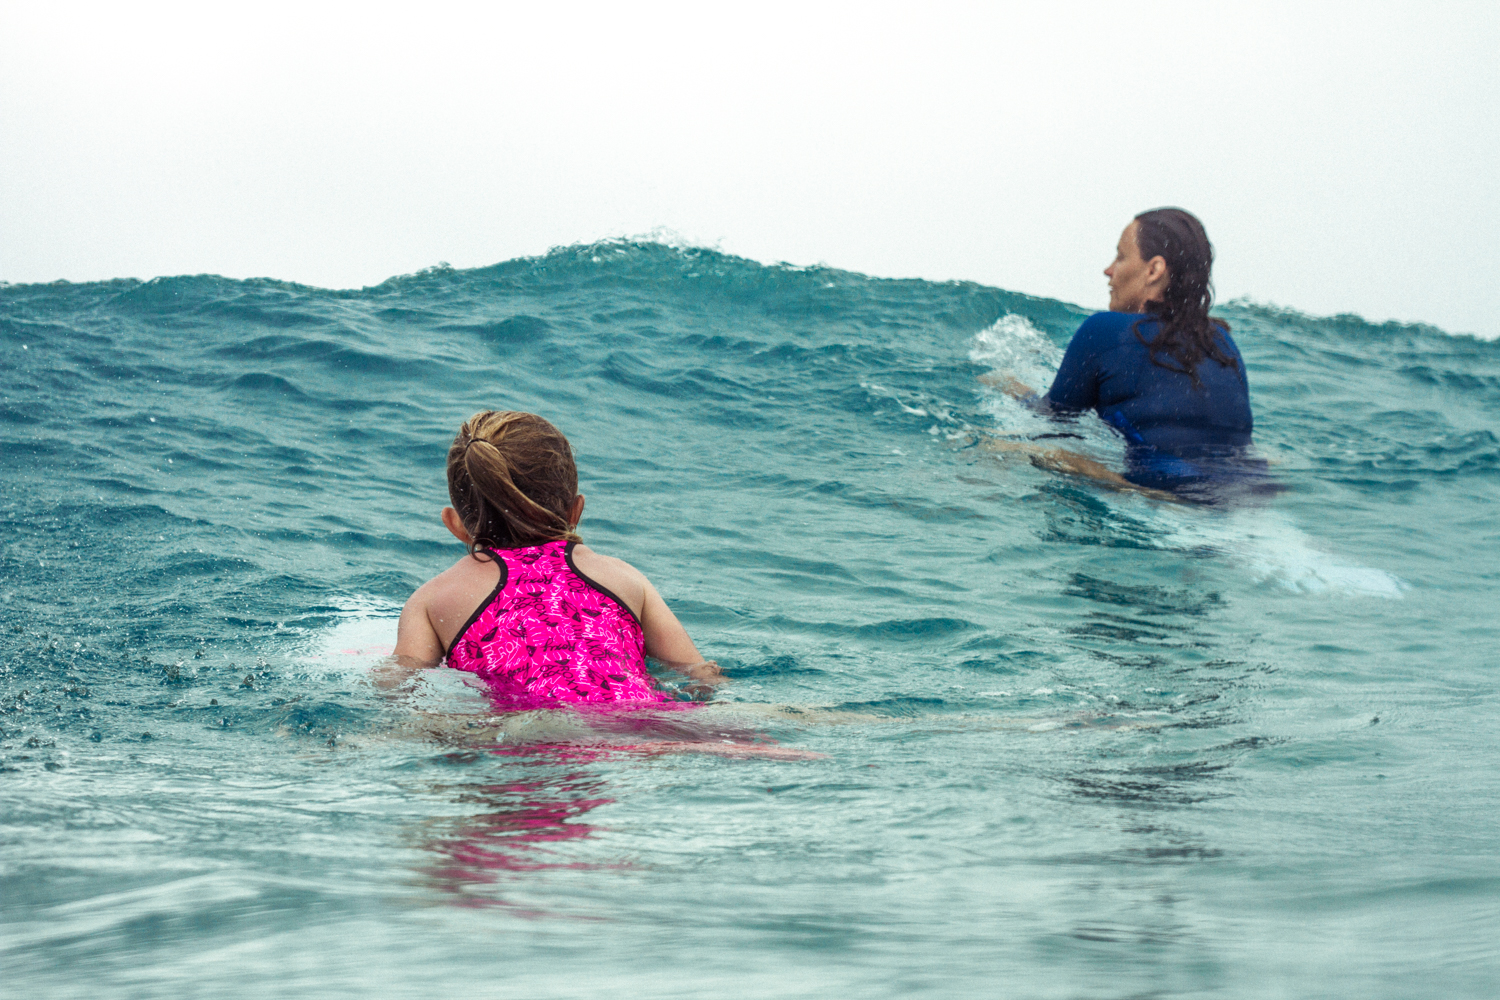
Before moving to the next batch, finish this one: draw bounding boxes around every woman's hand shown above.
[1028,448,1182,502]
[980,437,1182,503]
[978,372,1039,400]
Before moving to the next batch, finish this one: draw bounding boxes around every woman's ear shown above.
[441,506,472,544]
[568,494,585,529]
[1145,256,1170,289]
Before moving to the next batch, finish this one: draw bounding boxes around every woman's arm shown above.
[980,438,1181,502]
[978,372,1042,402]
[979,317,1103,412]
[1038,320,1103,412]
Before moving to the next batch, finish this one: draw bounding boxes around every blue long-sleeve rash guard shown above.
[1041,311,1256,491]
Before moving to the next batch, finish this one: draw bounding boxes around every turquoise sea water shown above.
[3,242,1498,998]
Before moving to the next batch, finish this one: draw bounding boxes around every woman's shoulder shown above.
[1210,319,1242,352]
[1072,311,1149,348]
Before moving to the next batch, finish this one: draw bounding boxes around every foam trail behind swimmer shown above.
[1157,506,1407,598]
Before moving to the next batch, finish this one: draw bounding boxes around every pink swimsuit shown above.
[445,540,669,710]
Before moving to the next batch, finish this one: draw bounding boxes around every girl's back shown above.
[393,410,712,707]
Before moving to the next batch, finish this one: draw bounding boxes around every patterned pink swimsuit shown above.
[445,540,669,710]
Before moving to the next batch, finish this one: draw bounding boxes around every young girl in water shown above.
[392,410,721,710]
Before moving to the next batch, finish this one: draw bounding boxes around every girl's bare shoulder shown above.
[411,552,504,641]
[418,552,498,596]
[569,543,648,615]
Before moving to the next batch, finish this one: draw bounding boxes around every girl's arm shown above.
[639,581,697,660]
[569,543,724,686]
[380,587,444,690]
[394,586,444,663]
[639,576,717,678]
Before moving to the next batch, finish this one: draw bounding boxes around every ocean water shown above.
[2,242,1498,998]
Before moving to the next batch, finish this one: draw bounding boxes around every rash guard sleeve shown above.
[1042,314,1107,412]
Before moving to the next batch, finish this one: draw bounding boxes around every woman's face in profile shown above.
[1105,221,1165,312]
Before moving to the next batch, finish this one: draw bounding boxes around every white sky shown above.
[3,1,1497,337]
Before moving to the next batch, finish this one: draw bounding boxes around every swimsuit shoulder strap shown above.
[440,548,510,660]
[562,540,642,628]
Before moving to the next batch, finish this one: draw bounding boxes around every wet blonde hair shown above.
[447,411,581,553]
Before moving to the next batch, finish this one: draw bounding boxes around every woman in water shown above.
[391,409,721,709]
[992,208,1264,501]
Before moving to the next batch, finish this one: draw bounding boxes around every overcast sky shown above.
[3,1,1497,337]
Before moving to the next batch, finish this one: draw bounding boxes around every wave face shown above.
[4,243,1499,997]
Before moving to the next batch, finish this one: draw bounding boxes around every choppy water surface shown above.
[3,243,1498,998]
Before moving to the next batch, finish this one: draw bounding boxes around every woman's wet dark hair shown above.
[1132,207,1237,382]
[447,410,580,555]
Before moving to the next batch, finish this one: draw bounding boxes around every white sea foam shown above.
[968,313,1062,384]
[1155,506,1408,599]
[298,594,401,675]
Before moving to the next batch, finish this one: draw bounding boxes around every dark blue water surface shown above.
[3,242,1499,998]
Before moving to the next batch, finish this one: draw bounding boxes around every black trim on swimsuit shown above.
[564,540,644,630]
[441,549,508,661]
